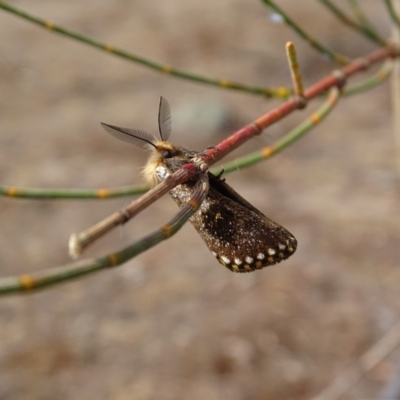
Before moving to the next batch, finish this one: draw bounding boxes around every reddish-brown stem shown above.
[202,47,398,167]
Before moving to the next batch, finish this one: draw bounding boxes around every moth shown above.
[101,97,297,272]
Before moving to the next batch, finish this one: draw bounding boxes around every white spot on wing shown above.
[234,257,242,265]
[278,243,286,250]
[245,256,253,264]
[268,248,276,256]
[221,255,231,264]
[257,252,265,260]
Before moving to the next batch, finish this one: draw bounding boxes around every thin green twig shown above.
[343,59,393,96]
[286,42,304,97]
[215,87,340,175]
[347,0,378,32]
[0,1,289,98]
[319,0,388,46]
[262,0,349,64]
[0,174,209,294]
[0,184,149,199]
[384,0,400,29]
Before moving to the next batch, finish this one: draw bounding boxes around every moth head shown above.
[101,96,193,186]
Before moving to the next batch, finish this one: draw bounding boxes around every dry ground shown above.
[0,1,400,399]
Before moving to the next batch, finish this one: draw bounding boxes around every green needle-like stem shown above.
[0,174,209,294]
[384,0,400,29]
[262,0,349,65]
[0,1,288,98]
[319,0,388,46]
[0,185,149,199]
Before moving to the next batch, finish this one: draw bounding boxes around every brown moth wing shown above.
[207,172,271,217]
[170,173,297,273]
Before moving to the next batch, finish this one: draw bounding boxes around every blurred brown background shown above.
[0,1,399,399]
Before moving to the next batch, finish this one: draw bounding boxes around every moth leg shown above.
[215,168,225,179]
